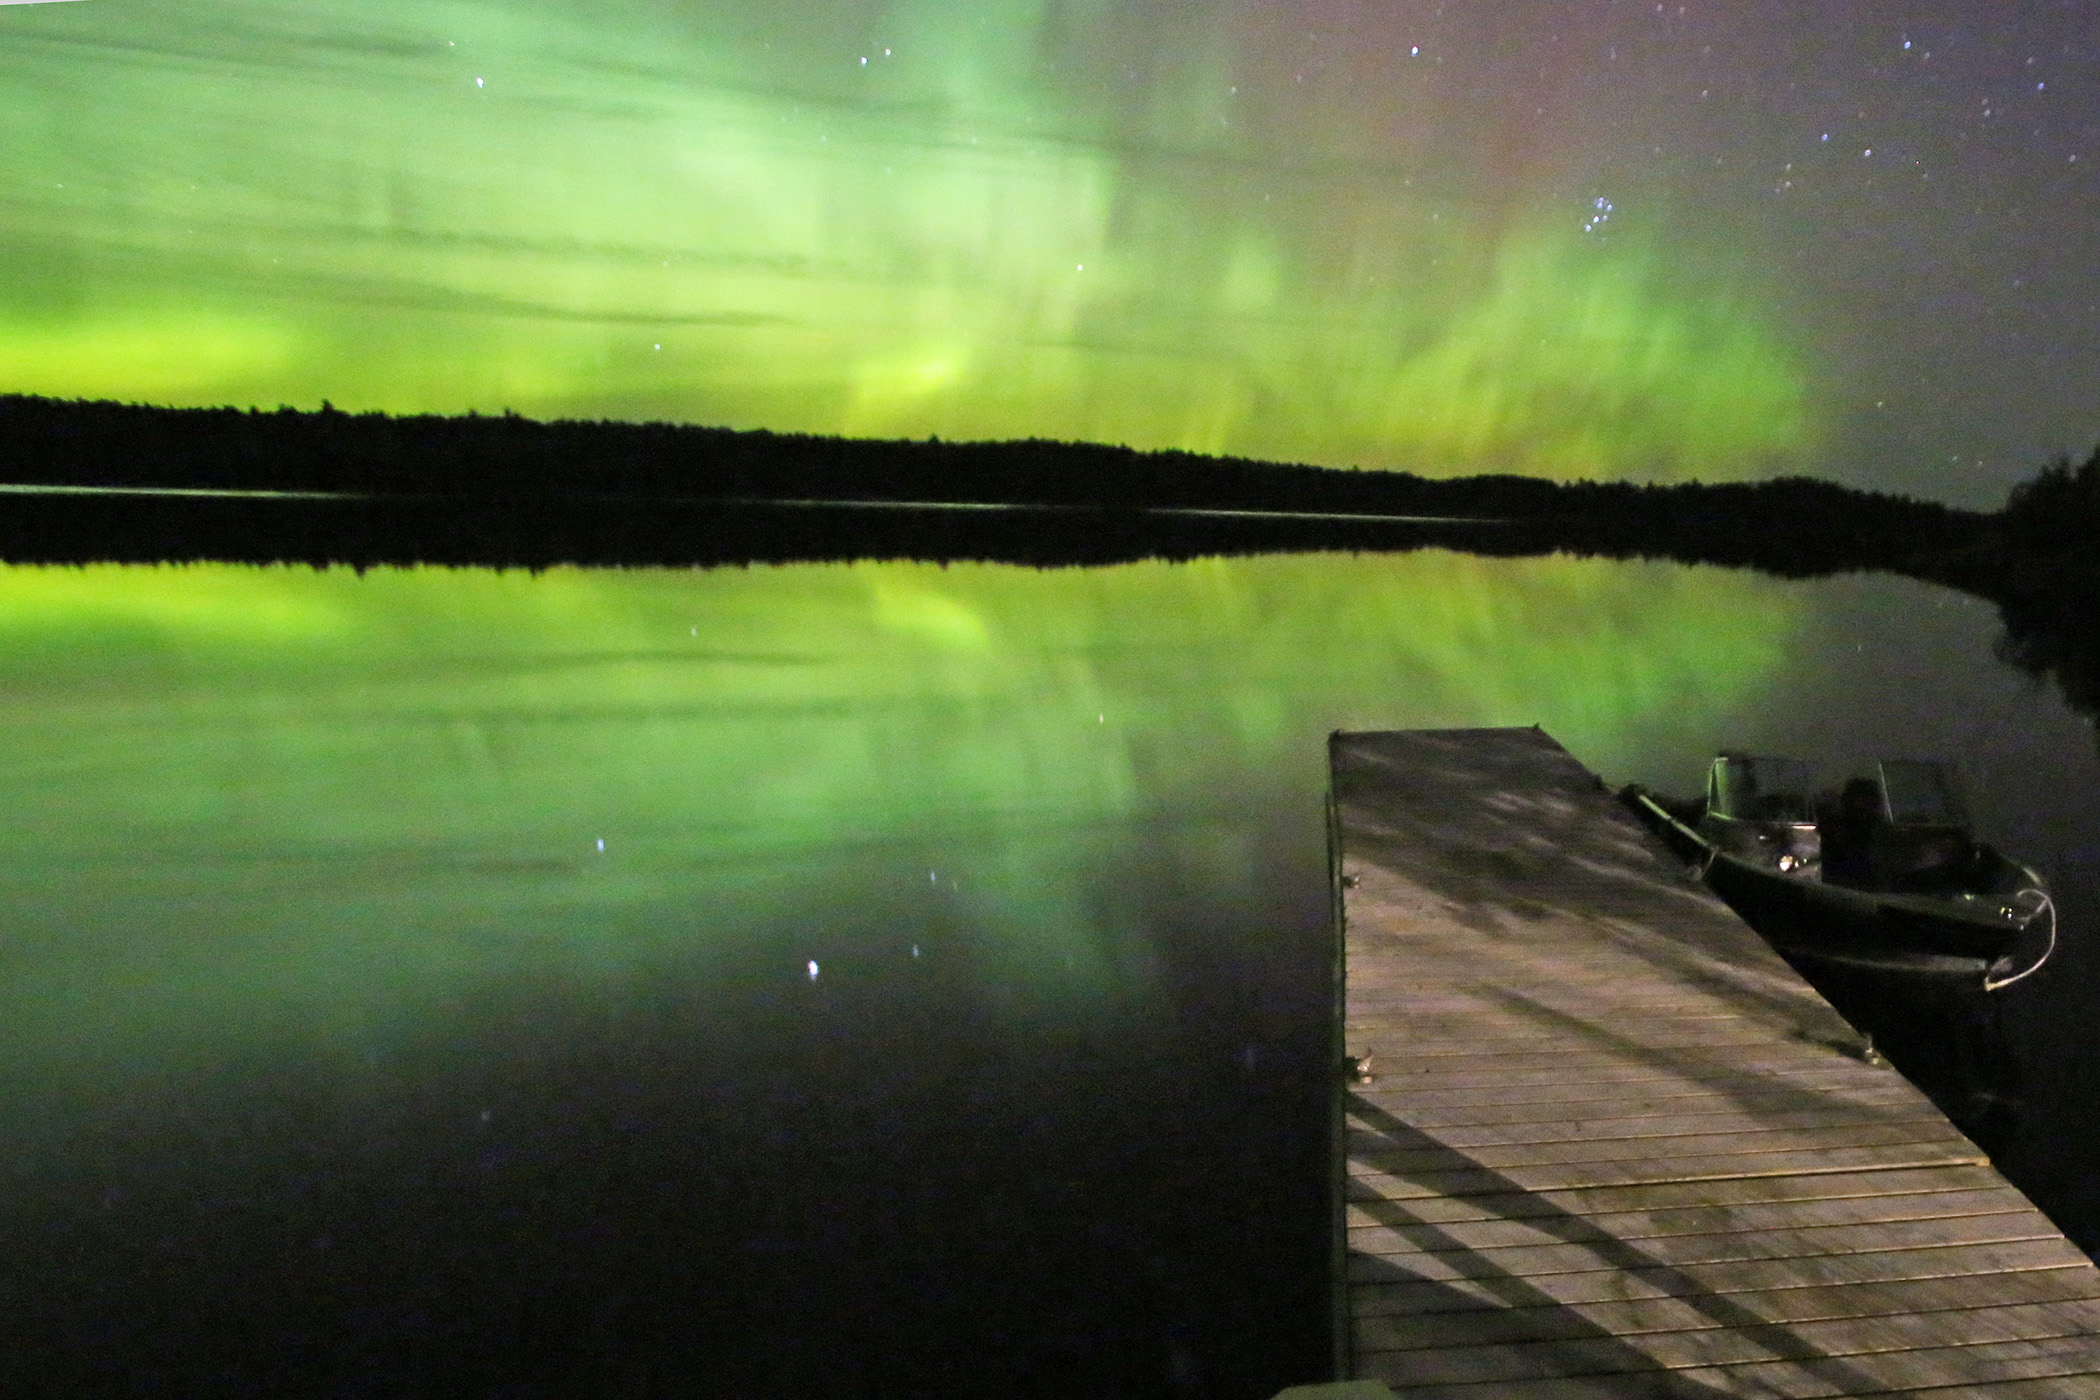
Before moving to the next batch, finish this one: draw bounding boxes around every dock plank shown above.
[1347,1141,1990,1197]
[1354,1332,2100,1395]
[1351,1264,2100,1325]
[1348,1213,2068,1276]
[1350,1160,2009,1202]
[1348,1187,2040,1242]
[1346,1237,2095,1293]
[1332,728,2100,1398]
[1350,1108,1968,1152]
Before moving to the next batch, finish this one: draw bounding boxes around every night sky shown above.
[3,1,2097,504]
[8,11,2100,1390]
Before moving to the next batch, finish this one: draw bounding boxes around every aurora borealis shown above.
[10,0,2090,496]
[9,6,2100,1392]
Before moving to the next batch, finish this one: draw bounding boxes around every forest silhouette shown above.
[2,393,2093,739]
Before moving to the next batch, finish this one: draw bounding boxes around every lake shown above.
[3,552,2095,1398]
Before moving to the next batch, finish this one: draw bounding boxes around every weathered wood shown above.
[1358,1294,2100,1354]
[1347,1165,2022,1216]
[1347,1142,1990,1198]
[1371,1080,1928,1121]
[1351,1263,2100,1325]
[1352,1107,1965,1152]
[1347,1117,1971,1166]
[1355,1331,2100,1394]
[1345,1236,2096,1294]
[1342,1371,2100,1400]
[1333,728,2100,1398]
[1350,1187,2040,1243]
[1359,1300,2100,1376]
[1348,1216,2067,1281]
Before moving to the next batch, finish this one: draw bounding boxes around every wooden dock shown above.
[1329,727,2100,1398]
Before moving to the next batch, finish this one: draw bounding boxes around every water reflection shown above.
[3,553,2094,1395]
[0,553,1799,1056]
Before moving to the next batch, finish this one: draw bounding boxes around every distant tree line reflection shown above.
[1976,450,2100,735]
[1,394,2093,738]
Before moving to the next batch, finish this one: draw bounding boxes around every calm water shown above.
[3,553,2096,1398]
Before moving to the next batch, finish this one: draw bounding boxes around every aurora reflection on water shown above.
[0,553,1794,1073]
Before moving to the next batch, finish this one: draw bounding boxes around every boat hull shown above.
[1701,849,2019,963]
[1622,786,2050,987]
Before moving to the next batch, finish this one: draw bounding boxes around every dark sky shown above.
[3,0,2095,504]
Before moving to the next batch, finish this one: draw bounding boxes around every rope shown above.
[1983,887,2057,992]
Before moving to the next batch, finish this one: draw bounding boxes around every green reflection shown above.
[3,0,1812,478]
[0,556,1796,1081]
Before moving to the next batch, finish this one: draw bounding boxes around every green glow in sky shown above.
[2,7,1824,1088]
[2,0,1814,479]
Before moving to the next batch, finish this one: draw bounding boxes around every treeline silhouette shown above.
[1979,447,2100,729]
[0,392,1983,569]
[0,393,2093,733]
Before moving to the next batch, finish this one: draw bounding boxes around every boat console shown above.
[1698,752,1821,874]
[1821,761,1981,894]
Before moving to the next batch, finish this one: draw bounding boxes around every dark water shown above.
[2,554,2094,1398]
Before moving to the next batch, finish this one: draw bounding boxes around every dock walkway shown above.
[1331,727,2100,1398]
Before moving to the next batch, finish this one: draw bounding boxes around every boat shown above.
[1623,752,2056,991]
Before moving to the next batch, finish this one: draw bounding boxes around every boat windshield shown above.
[1878,760,1970,828]
[1708,754,1817,824]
